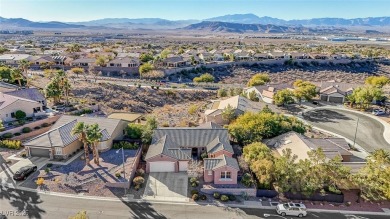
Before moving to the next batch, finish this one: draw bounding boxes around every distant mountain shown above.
[206,13,285,25]
[70,18,198,28]
[183,21,308,33]
[0,17,84,29]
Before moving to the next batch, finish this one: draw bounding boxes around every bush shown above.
[200,152,208,160]
[21,153,27,158]
[15,110,27,121]
[220,195,229,202]
[45,168,51,174]
[34,126,41,130]
[193,73,214,83]
[241,173,253,187]
[190,177,199,187]
[115,172,121,178]
[112,141,139,149]
[0,140,21,149]
[14,133,21,136]
[200,194,207,200]
[133,176,145,186]
[2,133,13,139]
[136,168,145,177]
[36,177,44,186]
[191,189,199,196]
[41,123,50,127]
[134,184,141,190]
[213,192,221,199]
[192,194,199,201]
[125,123,144,139]
[46,163,53,168]
[22,127,32,133]
[228,194,236,201]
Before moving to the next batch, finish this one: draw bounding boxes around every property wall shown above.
[61,140,82,157]
[146,154,178,173]
[0,115,60,136]
[213,166,238,185]
[128,148,142,187]
[201,187,256,197]
[0,99,41,122]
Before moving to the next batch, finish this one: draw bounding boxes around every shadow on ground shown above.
[303,109,353,123]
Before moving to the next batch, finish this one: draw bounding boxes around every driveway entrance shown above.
[143,172,189,202]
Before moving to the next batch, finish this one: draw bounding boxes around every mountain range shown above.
[1,14,390,31]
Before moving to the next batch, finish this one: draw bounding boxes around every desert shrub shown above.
[2,133,13,139]
[113,141,139,149]
[41,123,50,127]
[22,127,32,133]
[220,195,229,202]
[228,194,236,201]
[192,194,199,201]
[73,108,93,116]
[193,73,214,83]
[161,122,169,127]
[136,168,145,177]
[133,176,145,186]
[36,177,44,186]
[0,139,21,149]
[191,189,199,195]
[200,194,207,200]
[213,192,221,199]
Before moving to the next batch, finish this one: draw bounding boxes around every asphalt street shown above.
[0,187,389,219]
[303,109,390,152]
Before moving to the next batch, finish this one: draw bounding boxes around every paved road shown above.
[0,187,388,219]
[303,109,390,152]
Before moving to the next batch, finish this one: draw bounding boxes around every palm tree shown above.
[86,123,103,165]
[18,59,31,87]
[71,122,90,165]
[10,68,24,87]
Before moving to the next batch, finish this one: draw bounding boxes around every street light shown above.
[353,117,360,148]
[116,147,126,196]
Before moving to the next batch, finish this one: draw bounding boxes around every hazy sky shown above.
[1,0,389,22]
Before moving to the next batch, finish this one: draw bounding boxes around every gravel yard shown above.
[20,149,140,197]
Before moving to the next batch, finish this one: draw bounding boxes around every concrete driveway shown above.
[0,156,48,188]
[303,108,390,152]
[143,172,189,202]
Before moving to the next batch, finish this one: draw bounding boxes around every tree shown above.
[10,68,24,87]
[71,67,85,78]
[18,59,30,87]
[348,86,384,109]
[0,66,12,82]
[273,148,298,193]
[141,117,158,144]
[125,123,144,139]
[15,110,26,121]
[221,104,236,123]
[365,76,390,88]
[86,123,103,165]
[160,49,171,59]
[355,149,390,201]
[217,88,228,97]
[139,53,154,63]
[0,120,4,131]
[293,80,317,104]
[68,210,89,219]
[247,73,270,87]
[260,105,273,114]
[274,89,295,106]
[139,63,154,79]
[95,56,107,67]
[45,77,62,104]
[72,122,91,165]
[193,73,214,83]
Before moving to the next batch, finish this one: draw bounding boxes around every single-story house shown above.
[0,82,19,93]
[145,122,239,184]
[0,88,46,122]
[313,82,360,103]
[204,95,261,124]
[108,57,139,68]
[162,57,189,68]
[71,58,96,67]
[23,115,128,159]
[244,83,294,104]
[265,131,353,162]
[0,54,32,65]
[107,112,144,123]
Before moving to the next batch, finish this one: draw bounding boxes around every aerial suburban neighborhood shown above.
[1,1,390,219]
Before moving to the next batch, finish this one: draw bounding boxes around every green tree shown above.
[193,73,215,83]
[95,56,107,67]
[188,104,199,116]
[0,120,4,131]
[365,76,390,88]
[125,123,144,139]
[45,77,62,104]
[139,53,154,63]
[139,63,154,79]
[86,123,103,165]
[0,66,12,82]
[71,122,90,165]
[274,89,295,106]
[71,67,85,78]
[260,105,273,114]
[10,68,24,87]
[160,49,171,59]
[221,104,236,123]
[349,86,383,109]
[273,148,298,193]
[18,59,30,87]
[293,80,317,104]
[247,73,270,87]
[141,117,158,144]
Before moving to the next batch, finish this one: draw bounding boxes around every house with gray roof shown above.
[145,123,239,185]
[23,115,128,159]
[313,81,360,104]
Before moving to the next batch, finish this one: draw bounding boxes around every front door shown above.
[191,148,197,157]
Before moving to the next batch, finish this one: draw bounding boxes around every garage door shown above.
[30,148,50,158]
[179,161,188,172]
[149,161,175,172]
[329,96,344,103]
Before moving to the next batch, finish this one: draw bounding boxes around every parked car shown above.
[372,109,385,116]
[276,203,307,217]
[312,101,319,105]
[287,203,307,210]
[13,165,37,181]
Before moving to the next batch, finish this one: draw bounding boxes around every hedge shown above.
[22,127,32,133]
[112,141,139,149]
[0,140,21,149]
[2,133,13,139]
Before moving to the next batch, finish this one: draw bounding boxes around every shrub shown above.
[36,177,45,186]
[2,133,13,139]
[191,189,199,195]
[14,132,21,136]
[134,184,141,190]
[220,195,229,202]
[161,122,169,127]
[136,168,145,177]
[133,176,145,186]
[22,127,32,133]
[192,194,199,201]
[15,110,27,121]
[112,141,139,149]
[191,182,198,187]
[0,140,21,149]
[45,168,51,174]
[200,194,207,200]
[241,173,253,187]
[125,123,144,139]
[213,192,221,199]
[200,152,208,160]
[115,172,121,178]
[193,73,214,83]
[46,163,53,168]
[41,123,50,127]
[21,153,27,158]
[228,194,236,201]
[34,126,41,130]
[190,177,199,187]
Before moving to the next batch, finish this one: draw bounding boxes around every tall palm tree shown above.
[71,122,90,165]
[86,123,103,165]
[10,68,23,87]
[18,59,30,87]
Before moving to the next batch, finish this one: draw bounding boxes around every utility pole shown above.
[353,117,360,148]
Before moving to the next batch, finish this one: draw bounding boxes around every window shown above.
[208,170,212,176]
[11,112,15,118]
[55,147,62,155]
[220,171,231,179]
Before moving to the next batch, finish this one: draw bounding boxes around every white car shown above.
[372,109,385,116]
[276,203,307,217]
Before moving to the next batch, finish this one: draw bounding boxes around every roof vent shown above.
[284,140,292,145]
